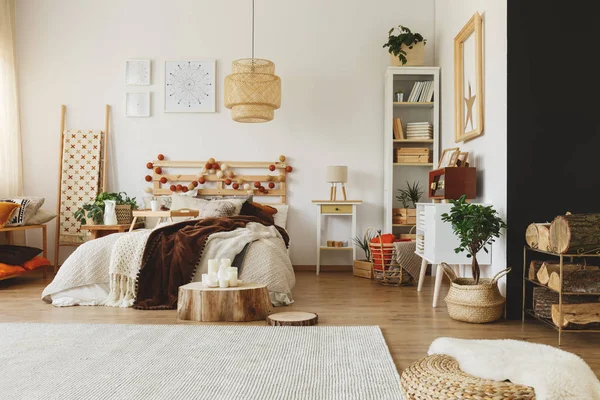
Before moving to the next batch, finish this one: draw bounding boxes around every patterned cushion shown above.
[0,202,21,228]
[0,198,30,226]
[26,209,57,225]
[170,196,245,219]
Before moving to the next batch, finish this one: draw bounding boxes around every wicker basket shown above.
[366,228,413,286]
[400,354,535,400]
[442,263,510,323]
[115,205,133,225]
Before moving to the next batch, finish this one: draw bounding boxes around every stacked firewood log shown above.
[526,213,600,329]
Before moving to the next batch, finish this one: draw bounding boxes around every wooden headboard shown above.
[147,157,290,205]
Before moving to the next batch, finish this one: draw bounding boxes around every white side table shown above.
[312,200,362,275]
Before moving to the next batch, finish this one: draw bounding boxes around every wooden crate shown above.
[353,260,373,279]
[392,208,417,224]
[395,147,430,163]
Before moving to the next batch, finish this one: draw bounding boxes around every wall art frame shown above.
[454,12,483,143]
[125,92,151,117]
[164,60,216,113]
[125,59,151,85]
[438,147,460,169]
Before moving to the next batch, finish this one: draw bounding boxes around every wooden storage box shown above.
[353,260,373,279]
[395,148,430,164]
[392,208,416,224]
[428,167,476,200]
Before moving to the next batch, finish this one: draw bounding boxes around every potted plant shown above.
[440,195,510,323]
[394,90,404,102]
[383,25,427,66]
[393,181,423,225]
[352,230,378,279]
[74,192,138,225]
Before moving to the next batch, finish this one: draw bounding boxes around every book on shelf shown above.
[392,117,404,139]
[405,81,435,102]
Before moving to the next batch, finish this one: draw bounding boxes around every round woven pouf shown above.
[400,355,535,400]
[266,312,318,326]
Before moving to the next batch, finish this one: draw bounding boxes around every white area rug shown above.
[0,323,402,400]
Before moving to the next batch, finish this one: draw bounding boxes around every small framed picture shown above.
[125,92,151,117]
[456,151,470,167]
[125,60,151,85]
[438,147,460,169]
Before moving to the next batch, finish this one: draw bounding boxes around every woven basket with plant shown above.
[440,195,508,323]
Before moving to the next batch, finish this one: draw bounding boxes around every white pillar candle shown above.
[201,273,209,285]
[228,267,238,287]
[207,272,219,287]
[208,259,218,274]
[219,278,229,288]
[220,258,232,268]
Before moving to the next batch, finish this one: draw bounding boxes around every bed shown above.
[42,156,294,309]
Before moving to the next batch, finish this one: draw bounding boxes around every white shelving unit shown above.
[383,67,440,234]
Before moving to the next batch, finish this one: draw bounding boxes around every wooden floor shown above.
[2,269,600,375]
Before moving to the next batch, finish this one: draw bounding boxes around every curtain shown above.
[0,0,22,198]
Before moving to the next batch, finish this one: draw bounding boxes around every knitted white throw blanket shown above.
[101,229,152,308]
[429,337,600,400]
[193,222,295,305]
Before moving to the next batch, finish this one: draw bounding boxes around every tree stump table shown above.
[177,282,271,322]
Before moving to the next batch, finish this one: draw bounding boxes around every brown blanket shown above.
[133,216,289,310]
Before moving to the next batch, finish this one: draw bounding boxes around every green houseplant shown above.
[394,181,423,225]
[440,195,510,323]
[441,195,507,284]
[352,230,379,279]
[74,192,138,225]
[383,25,427,66]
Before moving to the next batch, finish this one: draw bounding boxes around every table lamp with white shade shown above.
[326,165,348,201]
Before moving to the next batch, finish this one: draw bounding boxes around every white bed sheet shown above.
[50,283,109,307]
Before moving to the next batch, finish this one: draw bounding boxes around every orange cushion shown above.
[0,264,27,279]
[0,202,20,228]
[22,256,51,271]
[370,233,397,244]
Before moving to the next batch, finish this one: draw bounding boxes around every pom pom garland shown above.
[192,181,199,187]
[232,183,239,190]
[160,177,168,184]
[216,170,224,178]
[182,186,189,193]
[157,154,165,160]
[145,175,152,182]
[225,178,232,186]
[279,155,286,162]
[226,170,235,178]
[220,163,229,171]
[198,177,206,184]
[208,157,215,164]
[269,164,276,171]
[155,167,162,174]
[285,166,293,173]
[205,162,212,170]
[212,163,220,170]
[254,181,261,188]
[268,182,275,189]
[243,183,251,190]
[170,185,177,192]
[146,162,153,169]
[176,184,183,191]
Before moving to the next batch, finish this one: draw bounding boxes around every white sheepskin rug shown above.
[428,337,600,400]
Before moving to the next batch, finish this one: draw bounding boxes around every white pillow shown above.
[26,208,57,225]
[170,195,245,218]
[270,204,289,229]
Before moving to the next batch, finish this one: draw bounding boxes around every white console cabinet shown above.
[416,202,492,307]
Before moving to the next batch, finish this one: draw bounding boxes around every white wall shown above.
[16,0,435,266]
[434,1,507,284]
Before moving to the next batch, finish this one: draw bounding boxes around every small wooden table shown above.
[177,282,272,322]
[129,209,200,232]
[81,223,144,240]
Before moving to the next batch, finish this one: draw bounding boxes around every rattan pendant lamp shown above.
[224,0,281,123]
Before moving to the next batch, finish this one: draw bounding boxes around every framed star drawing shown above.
[454,12,483,142]
[165,60,216,112]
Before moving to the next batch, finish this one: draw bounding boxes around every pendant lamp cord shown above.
[251,0,255,60]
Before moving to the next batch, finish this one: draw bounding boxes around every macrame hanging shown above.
[224,0,281,123]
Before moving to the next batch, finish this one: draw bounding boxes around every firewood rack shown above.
[522,246,600,346]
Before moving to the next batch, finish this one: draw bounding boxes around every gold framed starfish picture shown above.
[454,12,483,142]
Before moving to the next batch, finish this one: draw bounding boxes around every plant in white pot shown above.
[383,25,427,66]
[440,195,509,323]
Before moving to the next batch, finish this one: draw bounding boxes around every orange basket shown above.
[366,228,412,286]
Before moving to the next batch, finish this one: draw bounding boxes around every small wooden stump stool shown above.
[177,282,271,322]
[267,312,318,326]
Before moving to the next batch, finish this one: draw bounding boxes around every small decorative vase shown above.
[103,200,118,225]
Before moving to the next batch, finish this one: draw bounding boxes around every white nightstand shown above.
[312,200,362,275]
